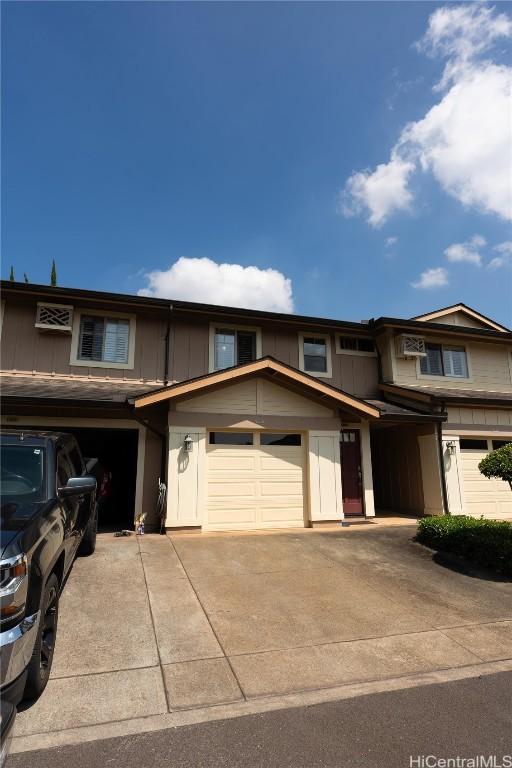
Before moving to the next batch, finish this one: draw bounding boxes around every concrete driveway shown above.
[12,524,512,754]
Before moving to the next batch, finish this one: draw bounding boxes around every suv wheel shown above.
[23,573,59,701]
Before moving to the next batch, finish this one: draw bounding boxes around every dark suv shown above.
[0,430,97,705]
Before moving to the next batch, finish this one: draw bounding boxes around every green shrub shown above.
[478,442,512,489]
[416,515,512,577]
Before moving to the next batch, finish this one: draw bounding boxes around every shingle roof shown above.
[0,374,158,403]
[381,383,512,405]
[364,398,443,420]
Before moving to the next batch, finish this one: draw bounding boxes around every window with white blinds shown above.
[78,315,130,364]
[420,343,468,378]
[442,346,468,378]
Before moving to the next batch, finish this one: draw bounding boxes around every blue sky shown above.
[2,2,511,325]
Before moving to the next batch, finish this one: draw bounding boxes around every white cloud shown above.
[385,236,398,247]
[411,267,449,289]
[488,240,512,269]
[341,4,512,227]
[444,234,485,265]
[399,64,512,220]
[137,257,294,313]
[340,155,415,227]
[417,4,512,89]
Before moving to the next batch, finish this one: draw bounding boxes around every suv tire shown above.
[23,573,60,701]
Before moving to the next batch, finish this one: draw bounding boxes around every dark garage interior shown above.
[68,427,139,531]
[28,425,139,531]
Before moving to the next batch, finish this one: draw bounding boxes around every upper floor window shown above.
[420,344,468,378]
[338,336,375,354]
[299,333,332,377]
[79,315,130,364]
[213,327,257,370]
[70,311,136,369]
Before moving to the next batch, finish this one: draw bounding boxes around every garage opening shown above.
[21,425,140,531]
[68,428,139,531]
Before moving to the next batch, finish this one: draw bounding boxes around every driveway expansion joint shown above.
[166,535,248,703]
[137,536,173,714]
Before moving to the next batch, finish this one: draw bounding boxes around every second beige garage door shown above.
[460,437,512,519]
[205,431,306,530]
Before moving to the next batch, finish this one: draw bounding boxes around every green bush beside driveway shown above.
[416,516,512,578]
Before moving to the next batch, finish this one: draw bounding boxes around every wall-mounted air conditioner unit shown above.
[35,302,74,333]
[396,334,426,358]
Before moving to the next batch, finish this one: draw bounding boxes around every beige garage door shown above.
[205,431,306,530]
[460,437,512,519]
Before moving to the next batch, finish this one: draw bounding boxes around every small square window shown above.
[338,336,374,353]
[460,439,488,450]
[357,338,375,353]
[339,336,358,351]
[492,440,511,450]
[260,433,301,446]
[209,432,253,446]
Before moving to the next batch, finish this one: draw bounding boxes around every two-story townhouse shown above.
[1,283,510,531]
[373,303,512,520]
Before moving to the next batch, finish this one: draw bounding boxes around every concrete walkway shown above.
[9,671,512,768]
[12,525,512,754]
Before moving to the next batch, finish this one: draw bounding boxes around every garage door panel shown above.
[259,507,305,524]
[260,452,303,471]
[466,500,497,516]
[207,454,256,472]
[206,507,257,525]
[460,440,512,518]
[207,480,257,498]
[260,481,303,497]
[205,432,305,530]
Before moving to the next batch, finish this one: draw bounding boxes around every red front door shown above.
[340,430,364,516]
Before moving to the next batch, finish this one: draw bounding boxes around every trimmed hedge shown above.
[416,515,512,578]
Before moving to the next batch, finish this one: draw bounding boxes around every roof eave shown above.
[133,356,381,419]
[371,317,512,342]
[1,280,370,333]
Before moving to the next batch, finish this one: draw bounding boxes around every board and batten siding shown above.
[175,378,335,417]
[261,326,379,397]
[1,298,167,382]
[308,431,344,521]
[444,406,512,430]
[393,340,512,393]
[169,318,210,382]
[3,296,380,396]
[430,312,490,329]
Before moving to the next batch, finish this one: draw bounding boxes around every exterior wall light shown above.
[183,434,193,452]
[446,441,456,455]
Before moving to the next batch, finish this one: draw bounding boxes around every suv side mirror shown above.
[58,476,96,498]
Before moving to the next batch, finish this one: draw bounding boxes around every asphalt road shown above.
[8,672,512,768]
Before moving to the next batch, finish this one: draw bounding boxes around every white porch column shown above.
[360,421,375,517]
[308,430,344,522]
[442,436,465,515]
[166,426,206,527]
